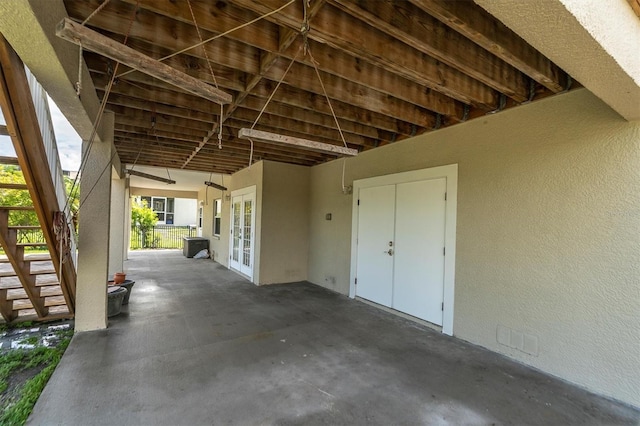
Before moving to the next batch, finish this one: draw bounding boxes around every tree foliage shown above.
[64,175,80,217]
[131,199,158,248]
[0,165,37,226]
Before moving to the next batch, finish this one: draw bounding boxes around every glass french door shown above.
[229,189,255,280]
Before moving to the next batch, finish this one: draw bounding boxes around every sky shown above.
[0,96,82,171]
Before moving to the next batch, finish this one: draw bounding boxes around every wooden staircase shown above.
[0,35,76,323]
[0,198,72,322]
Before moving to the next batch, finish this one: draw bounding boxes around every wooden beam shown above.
[115,132,330,163]
[65,0,261,75]
[331,0,528,102]
[628,0,640,17]
[238,128,358,157]
[126,169,176,184]
[0,156,19,165]
[408,0,568,93]
[55,18,232,105]
[231,0,498,108]
[204,181,228,191]
[94,73,402,138]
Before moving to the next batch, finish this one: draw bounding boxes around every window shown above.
[213,199,222,237]
[138,196,175,224]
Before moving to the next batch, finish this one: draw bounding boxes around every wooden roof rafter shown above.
[61,0,574,173]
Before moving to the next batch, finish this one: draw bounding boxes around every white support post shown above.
[75,112,114,332]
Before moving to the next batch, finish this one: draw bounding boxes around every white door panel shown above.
[393,178,447,325]
[229,190,255,280]
[355,185,395,307]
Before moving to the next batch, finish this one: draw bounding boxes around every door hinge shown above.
[444,192,447,201]
[443,247,446,256]
[355,277,358,284]
[441,302,444,311]
[357,199,360,206]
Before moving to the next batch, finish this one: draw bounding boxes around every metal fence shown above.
[130,225,196,249]
[16,228,45,244]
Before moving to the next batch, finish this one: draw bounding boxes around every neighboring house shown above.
[134,196,197,226]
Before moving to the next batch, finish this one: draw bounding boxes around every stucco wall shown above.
[308,88,640,407]
[201,184,228,265]
[259,161,310,284]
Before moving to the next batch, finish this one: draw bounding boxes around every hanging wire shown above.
[218,103,223,149]
[306,50,348,150]
[77,149,119,211]
[81,0,113,26]
[186,0,219,89]
[75,43,83,97]
[116,0,295,80]
[248,138,254,168]
[65,1,139,213]
[251,44,303,129]
[165,167,172,183]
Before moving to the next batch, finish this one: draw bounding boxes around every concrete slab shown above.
[29,250,639,425]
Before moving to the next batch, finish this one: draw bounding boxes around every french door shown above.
[356,178,447,325]
[229,188,255,280]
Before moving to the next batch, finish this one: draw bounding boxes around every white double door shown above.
[229,189,255,279]
[356,178,447,325]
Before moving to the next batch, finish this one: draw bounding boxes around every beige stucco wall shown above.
[308,88,640,407]
[202,161,310,285]
[259,161,310,284]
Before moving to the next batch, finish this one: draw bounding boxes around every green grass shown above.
[0,327,73,425]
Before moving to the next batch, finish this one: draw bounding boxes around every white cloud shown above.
[47,96,82,172]
[0,96,81,171]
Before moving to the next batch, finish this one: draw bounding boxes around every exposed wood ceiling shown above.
[63,0,572,174]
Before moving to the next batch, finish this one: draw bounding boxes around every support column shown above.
[75,112,114,332]
[108,171,125,276]
[124,177,130,261]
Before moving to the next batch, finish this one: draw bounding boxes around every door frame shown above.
[350,164,458,336]
[229,185,257,282]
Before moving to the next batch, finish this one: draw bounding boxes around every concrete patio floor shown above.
[29,250,638,425]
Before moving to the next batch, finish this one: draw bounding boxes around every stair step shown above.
[0,279,59,290]
[6,286,62,300]
[12,297,65,310]
[0,254,52,263]
[12,310,72,322]
[0,183,28,190]
[40,286,63,297]
[0,206,35,211]
[17,242,48,247]
[0,156,19,166]
[36,276,60,286]
[45,296,67,307]
[0,268,56,278]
